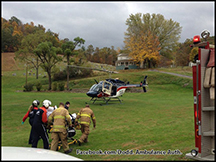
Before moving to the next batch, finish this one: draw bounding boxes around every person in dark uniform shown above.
[22,100,40,144]
[64,101,70,110]
[31,99,51,149]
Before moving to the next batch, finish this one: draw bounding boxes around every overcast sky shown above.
[1,1,215,50]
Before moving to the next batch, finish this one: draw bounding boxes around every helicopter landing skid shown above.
[105,97,122,104]
[89,97,122,105]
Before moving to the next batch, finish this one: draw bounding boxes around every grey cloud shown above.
[1,1,214,49]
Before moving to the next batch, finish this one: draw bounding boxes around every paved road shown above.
[149,69,193,79]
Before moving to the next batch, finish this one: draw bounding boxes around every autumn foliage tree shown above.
[1,16,46,52]
[124,13,182,68]
[175,39,193,67]
[85,44,94,61]
[189,47,198,63]
[125,30,161,68]
[1,17,23,52]
[89,46,117,66]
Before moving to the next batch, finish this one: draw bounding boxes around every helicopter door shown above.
[102,81,112,96]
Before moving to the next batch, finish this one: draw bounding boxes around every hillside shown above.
[1,52,193,92]
[1,52,21,73]
[2,58,195,160]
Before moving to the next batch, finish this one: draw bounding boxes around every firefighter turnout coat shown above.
[48,105,72,133]
[76,106,96,127]
[76,105,96,143]
[48,105,72,152]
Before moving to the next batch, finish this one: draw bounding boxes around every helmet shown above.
[68,127,76,137]
[43,100,51,108]
[32,100,40,107]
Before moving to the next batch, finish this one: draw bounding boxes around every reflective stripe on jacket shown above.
[48,106,72,132]
[76,107,96,126]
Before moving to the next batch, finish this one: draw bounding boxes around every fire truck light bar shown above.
[193,35,201,44]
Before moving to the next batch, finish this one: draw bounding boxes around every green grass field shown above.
[1,66,195,160]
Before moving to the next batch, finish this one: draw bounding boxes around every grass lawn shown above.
[157,66,192,77]
[1,66,196,160]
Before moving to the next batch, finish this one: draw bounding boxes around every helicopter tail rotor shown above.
[142,75,148,92]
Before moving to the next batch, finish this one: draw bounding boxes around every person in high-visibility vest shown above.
[75,104,96,146]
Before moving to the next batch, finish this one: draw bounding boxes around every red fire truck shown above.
[186,30,215,161]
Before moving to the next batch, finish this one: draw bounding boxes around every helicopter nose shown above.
[86,91,98,98]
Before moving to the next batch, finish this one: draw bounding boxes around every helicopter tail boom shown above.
[124,75,148,92]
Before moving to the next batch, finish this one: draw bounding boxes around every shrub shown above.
[53,71,66,81]
[35,82,42,91]
[52,82,58,91]
[53,67,93,81]
[23,83,34,92]
[79,68,93,77]
[58,82,65,91]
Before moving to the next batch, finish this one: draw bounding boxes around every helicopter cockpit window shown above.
[90,84,102,92]
[99,81,103,85]
[89,84,97,91]
[104,82,111,89]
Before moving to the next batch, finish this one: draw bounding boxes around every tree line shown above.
[2,15,214,68]
[1,16,118,65]
[1,16,118,90]
[1,15,214,90]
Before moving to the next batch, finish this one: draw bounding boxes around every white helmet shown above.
[32,100,40,107]
[43,100,51,108]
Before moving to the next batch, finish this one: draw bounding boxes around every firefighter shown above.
[31,100,50,149]
[22,100,40,144]
[75,104,96,146]
[48,102,73,154]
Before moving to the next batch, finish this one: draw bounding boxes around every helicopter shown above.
[86,76,148,104]
[68,65,148,104]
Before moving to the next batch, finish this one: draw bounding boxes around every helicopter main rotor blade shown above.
[94,79,98,84]
[67,65,118,74]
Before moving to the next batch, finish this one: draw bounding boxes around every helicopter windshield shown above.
[89,84,102,92]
